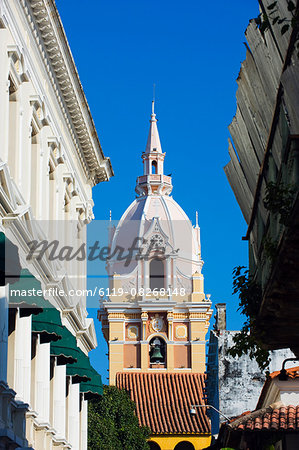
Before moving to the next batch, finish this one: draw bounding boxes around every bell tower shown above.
[98,103,212,385]
[135,101,173,197]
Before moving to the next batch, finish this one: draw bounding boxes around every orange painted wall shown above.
[173,344,190,369]
[124,344,141,368]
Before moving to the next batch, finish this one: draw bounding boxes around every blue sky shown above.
[56,0,260,381]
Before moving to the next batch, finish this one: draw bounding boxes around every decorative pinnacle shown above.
[195,211,199,228]
[151,84,156,118]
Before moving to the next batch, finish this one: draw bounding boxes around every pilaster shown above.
[109,343,124,385]
[0,32,12,164]
[80,397,88,450]
[191,273,205,302]
[0,287,8,384]
[50,361,66,441]
[191,342,206,373]
[109,312,125,384]
[167,343,174,371]
[140,311,149,372]
[141,342,148,371]
[66,380,80,450]
[31,338,50,423]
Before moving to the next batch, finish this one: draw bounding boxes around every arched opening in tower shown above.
[150,258,164,290]
[152,160,157,174]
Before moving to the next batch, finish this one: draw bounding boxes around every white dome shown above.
[109,194,202,278]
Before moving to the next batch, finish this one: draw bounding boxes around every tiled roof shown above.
[116,372,210,435]
[269,366,299,380]
[212,404,299,450]
[257,366,299,409]
[229,403,299,432]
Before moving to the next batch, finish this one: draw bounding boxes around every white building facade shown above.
[0,0,112,448]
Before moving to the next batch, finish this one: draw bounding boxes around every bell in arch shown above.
[150,337,164,363]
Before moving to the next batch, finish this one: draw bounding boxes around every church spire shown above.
[145,101,162,154]
[135,102,173,197]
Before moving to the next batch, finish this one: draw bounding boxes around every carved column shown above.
[141,312,148,341]
[166,257,171,291]
[172,257,177,288]
[143,259,149,291]
[167,311,173,341]
[167,311,174,370]
[141,312,148,371]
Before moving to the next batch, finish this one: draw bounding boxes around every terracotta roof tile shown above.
[231,405,299,431]
[116,372,210,435]
[257,366,299,409]
[269,366,299,380]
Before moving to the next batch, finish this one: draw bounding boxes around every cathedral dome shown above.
[107,102,202,290]
[109,195,201,276]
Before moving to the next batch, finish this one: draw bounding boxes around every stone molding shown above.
[18,0,113,186]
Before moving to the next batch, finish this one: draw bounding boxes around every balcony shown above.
[137,174,172,185]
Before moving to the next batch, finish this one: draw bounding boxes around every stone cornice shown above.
[20,0,114,186]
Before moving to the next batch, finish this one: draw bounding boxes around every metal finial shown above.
[109,210,112,221]
[152,84,156,115]
[195,211,199,227]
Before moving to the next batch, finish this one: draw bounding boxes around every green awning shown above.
[80,363,103,398]
[32,308,63,344]
[0,232,22,286]
[32,307,81,365]
[9,269,49,316]
[66,347,92,383]
[50,323,79,365]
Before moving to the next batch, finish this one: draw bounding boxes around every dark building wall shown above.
[206,304,295,435]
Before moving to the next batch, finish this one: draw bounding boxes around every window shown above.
[150,258,164,290]
[152,160,157,174]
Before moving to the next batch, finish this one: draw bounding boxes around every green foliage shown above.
[228,266,270,371]
[263,181,295,224]
[262,235,278,261]
[88,385,151,450]
[229,324,271,371]
[232,266,261,319]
